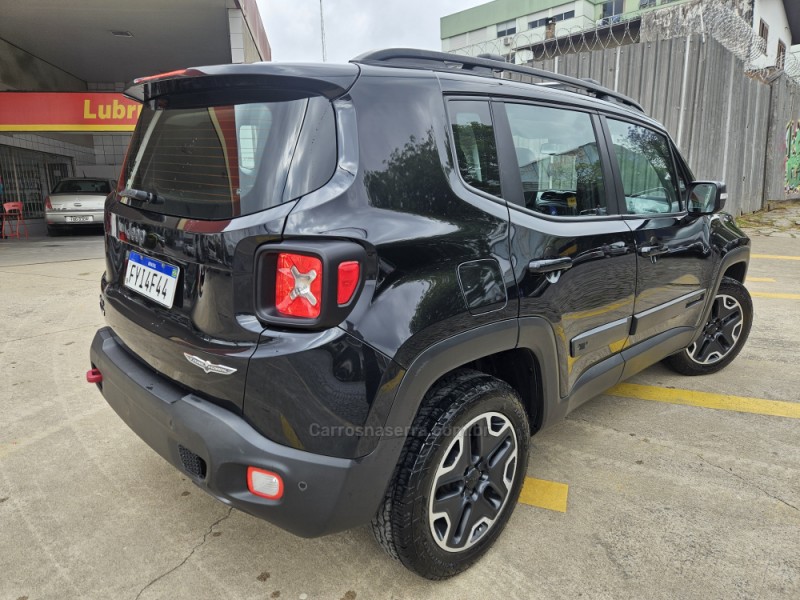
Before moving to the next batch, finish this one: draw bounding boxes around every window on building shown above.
[639,0,657,8]
[606,119,682,214]
[497,19,516,38]
[503,103,608,216]
[529,10,575,30]
[448,100,501,197]
[602,0,624,18]
[598,0,624,26]
[759,19,769,49]
[777,40,787,69]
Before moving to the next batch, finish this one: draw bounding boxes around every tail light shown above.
[45,196,52,210]
[337,261,361,305]
[256,241,368,328]
[276,253,323,318]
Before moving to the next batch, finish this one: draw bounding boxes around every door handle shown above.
[638,244,669,257]
[528,257,573,273]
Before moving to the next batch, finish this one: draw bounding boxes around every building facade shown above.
[0,0,270,218]
[441,0,797,68]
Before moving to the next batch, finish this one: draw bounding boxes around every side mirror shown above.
[688,181,727,215]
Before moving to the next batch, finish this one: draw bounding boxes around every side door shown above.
[495,100,638,400]
[601,117,713,352]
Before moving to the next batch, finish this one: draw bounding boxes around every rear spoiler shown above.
[124,63,360,103]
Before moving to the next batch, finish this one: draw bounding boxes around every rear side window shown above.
[121,95,335,220]
[448,100,501,197]
[504,103,607,217]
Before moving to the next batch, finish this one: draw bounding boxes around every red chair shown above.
[1,202,28,239]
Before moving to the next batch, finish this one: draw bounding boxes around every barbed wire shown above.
[446,0,800,83]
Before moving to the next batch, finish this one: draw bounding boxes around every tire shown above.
[46,225,59,236]
[371,369,529,579]
[663,277,752,376]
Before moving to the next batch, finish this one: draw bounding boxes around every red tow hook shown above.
[86,368,103,384]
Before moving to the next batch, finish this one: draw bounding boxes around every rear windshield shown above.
[53,179,111,194]
[120,94,336,220]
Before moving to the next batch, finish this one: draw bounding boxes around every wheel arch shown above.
[382,317,561,441]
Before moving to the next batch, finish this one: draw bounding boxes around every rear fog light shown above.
[247,466,284,500]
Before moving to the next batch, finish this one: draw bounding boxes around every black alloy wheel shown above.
[371,369,529,579]
[663,277,753,376]
[428,411,518,552]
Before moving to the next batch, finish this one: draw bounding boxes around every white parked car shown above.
[45,178,113,235]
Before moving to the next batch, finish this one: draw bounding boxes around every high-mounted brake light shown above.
[247,467,284,500]
[337,261,360,305]
[275,253,323,318]
[133,68,192,85]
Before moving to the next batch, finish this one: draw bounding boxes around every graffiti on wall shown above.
[786,119,800,195]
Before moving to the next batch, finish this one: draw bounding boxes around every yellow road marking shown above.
[747,277,775,282]
[751,254,800,261]
[608,383,800,419]
[751,292,800,300]
[519,477,569,512]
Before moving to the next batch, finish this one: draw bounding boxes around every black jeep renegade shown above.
[89,49,752,579]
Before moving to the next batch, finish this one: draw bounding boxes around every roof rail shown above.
[351,48,644,113]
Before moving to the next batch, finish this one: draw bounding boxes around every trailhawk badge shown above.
[183,353,237,375]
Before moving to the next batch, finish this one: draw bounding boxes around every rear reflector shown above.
[337,261,360,305]
[86,368,103,383]
[247,467,284,500]
[276,253,323,319]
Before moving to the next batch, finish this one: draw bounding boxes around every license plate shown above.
[124,251,180,308]
[66,215,93,222]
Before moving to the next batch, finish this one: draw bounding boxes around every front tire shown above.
[663,277,752,376]
[371,370,529,579]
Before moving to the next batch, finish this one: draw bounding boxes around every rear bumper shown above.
[90,327,396,537]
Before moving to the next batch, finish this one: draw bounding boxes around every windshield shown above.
[53,179,111,194]
[121,96,316,220]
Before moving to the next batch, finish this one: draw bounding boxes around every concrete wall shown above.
[228,6,267,63]
[763,73,800,199]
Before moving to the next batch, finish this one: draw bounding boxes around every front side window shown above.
[448,100,501,197]
[504,103,608,217]
[606,119,681,214]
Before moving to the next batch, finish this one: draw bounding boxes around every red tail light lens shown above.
[45,196,52,210]
[337,261,360,305]
[276,253,323,318]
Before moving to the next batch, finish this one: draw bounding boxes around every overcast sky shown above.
[256,0,487,63]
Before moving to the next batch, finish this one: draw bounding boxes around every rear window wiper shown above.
[120,188,163,204]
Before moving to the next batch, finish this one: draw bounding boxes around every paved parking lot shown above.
[1,221,798,600]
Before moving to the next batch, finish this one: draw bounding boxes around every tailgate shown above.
[100,66,352,412]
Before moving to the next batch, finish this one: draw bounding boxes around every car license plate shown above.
[124,251,180,308]
[66,215,93,222]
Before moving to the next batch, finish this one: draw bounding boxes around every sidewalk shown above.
[737,199,800,238]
